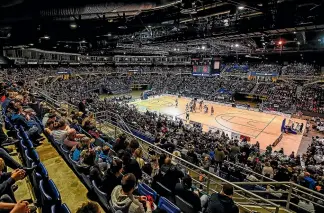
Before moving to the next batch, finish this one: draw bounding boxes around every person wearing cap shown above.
[203,184,238,213]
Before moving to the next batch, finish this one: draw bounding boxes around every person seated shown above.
[42,110,56,126]
[64,129,87,148]
[100,159,123,197]
[134,148,145,169]
[122,152,142,181]
[44,120,55,135]
[175,175,202,212]
[110,173,152,213]
[97,145,111,164]
[52,119,69,144]
[153,157,184,191]
[76,202,101,213]
[0,200,37,213]
[71,138,91,162]
[113,135,128,153]
[10,106,43,144]
[0,161,26,203]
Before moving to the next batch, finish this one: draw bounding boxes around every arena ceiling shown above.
[1,0,324,56]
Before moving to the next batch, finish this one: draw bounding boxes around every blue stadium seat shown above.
[39,179,61,208]
[92,180,109,209]
[51,203,71,213]
[175,195,195,213]
[242,179,253,190]
[138,183,157,200]
[219,171,228,179]
[254,185,267,198]
[155,182,174,203]
[60,144,70,153]
[229,175,240,182]
[158,197,181,213]
[25,149,40,167]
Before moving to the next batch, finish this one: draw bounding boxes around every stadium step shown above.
[35,138,102,212]
[250,83,260,94]
[296,86,303,98]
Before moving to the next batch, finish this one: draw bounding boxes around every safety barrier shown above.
[36,90,323,213]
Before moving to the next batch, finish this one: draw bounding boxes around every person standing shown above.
[175,98,178,107]
[186,108,190,121]
[78,99,86,115]
[203,184,239,213]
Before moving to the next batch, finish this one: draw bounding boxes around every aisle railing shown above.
[35,90,324,213]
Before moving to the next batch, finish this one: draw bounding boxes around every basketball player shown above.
[199,100,203,111]
[204,104,208,114]
[175,98,178,107]
[186,108,190,120]
[193,101,196,113]
[211,106,214,115]
[186,103,189,111]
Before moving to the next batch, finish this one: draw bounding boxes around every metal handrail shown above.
[225,161,324,201]
[37,91,281,212]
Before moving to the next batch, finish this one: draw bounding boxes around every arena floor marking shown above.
[255,115,277,138]
[130,95,306,154]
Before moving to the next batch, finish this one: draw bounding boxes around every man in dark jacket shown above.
[122,152,142,181]
[204,184,239,213]
[78,99,86,115]
[175,175,202,212]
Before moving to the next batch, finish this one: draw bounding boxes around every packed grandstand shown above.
[0,60,323,213]
[1,0,324,213]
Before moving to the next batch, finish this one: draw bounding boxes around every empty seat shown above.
[138,183,157,200]
[60,144,70,153]
[51,203,71,213]
[92,180,109,209]
[158,197,181,213]
[175,195,196,213]
[25,149,40,168]
[39,179,61,207]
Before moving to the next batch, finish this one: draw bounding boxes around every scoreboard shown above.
[192,58,221,76]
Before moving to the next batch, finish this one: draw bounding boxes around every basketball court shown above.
[130,95,306,155]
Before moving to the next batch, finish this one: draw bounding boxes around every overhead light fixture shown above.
[202,46,206,50]
[29,43,34,46]
[297,41,301,45]
[118,25,127,29]
[293,31,296,34]
[43,35,50,40]
[238,6,245,10]
[235,44,239,47]
[278,40,283,45]
[148,25,151,28]
[70,23,77,29]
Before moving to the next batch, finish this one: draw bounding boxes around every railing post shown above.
[206,174,211,195]
[286,182,293,210]
[275,206,280,213]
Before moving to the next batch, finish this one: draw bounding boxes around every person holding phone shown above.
[110,173,152,213]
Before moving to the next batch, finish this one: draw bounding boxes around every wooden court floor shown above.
[130,95,306,155]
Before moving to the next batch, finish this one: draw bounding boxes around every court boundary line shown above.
[217,115,267,131]
[131,97,280,139]
[255,115,277,138]
[214,115,259,138]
